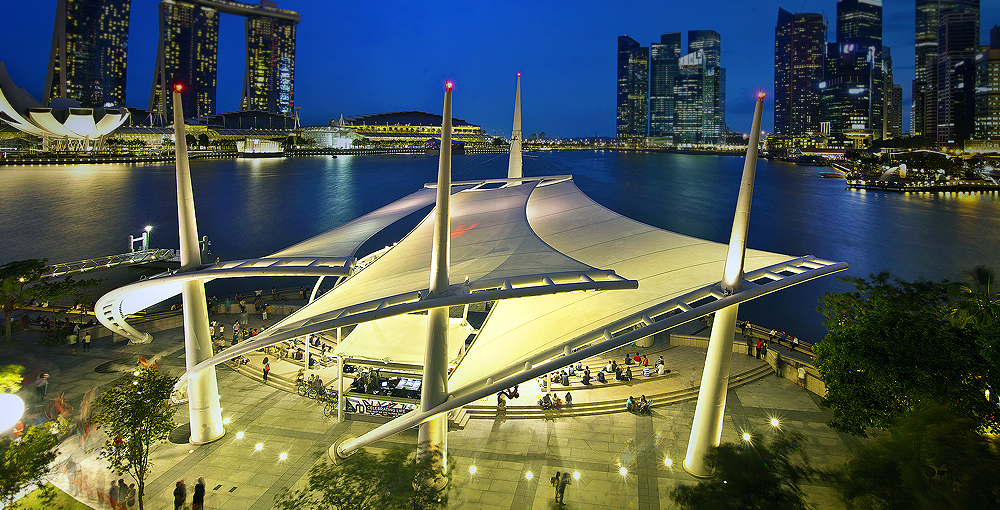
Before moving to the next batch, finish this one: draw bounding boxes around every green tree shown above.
[670,432,822,510]
[0,364,24,392]
[0,425,60,507]
[94,365,177,510]
[815,273,1000,436]
[273,446,450,510]
[837,403,1000,509]
[1,259,101,343]
[950,265,998,328]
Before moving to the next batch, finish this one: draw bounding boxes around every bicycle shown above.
[323,400,337,417]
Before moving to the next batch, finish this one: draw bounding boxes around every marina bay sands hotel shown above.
[45,0,298,119]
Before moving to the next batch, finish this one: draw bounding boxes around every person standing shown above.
[109,480,119,508]
[797,364,807,389]
[192,477,206,510]
[262,358,270,383]
[755,339,763,359]
[34,373,48,403]
[551,471,561,502]
[557,471,571,504]
[126,483,136,509]
[117,479,128,507]
[83,331,91,352]
[173,480,186,510]
[262,304,268,323]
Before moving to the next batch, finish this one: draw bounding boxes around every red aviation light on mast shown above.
[757,90,766,100]
[445,81,454,91]
[174,83,184,93]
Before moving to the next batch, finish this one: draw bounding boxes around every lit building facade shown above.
[688,30,721,69]
[673,50,706,146]
[240,15,297,115]
[616,36,649,142]
[44,0,130,108]
[649,33,681,139]
[973,27,1000,141]
[149,0,299,122]
[936,9,980,145]
[773,8,826,146]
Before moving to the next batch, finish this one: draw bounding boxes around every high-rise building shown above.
[149,1,220,120]
[773,8,826,145]
[836,0,882,52]
[973,34,1000,140]
[649,33,681,139]
[936,9,980,144]
[673,50,705,145]
[44,0,131,108]
[888,82,903,138]
[688,30,721,68]
[616,35,649,141]
[240,13,297,115]
[149,0,299,121]
[913,0,979,139]
[818,0,896,148]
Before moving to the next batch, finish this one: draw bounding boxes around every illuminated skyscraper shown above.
[149,0,299,121]
[616,35,649,141]
[913,0,979,139]
[773,8,826,144]
[45,0,131,108]
[974,27,1000,141]
[936,9,979,144]
[149,0,219,120]
[240,14,297,115]
[688,30,721,69]
[649,33,681,139]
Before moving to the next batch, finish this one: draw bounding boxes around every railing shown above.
[40,249,177,279]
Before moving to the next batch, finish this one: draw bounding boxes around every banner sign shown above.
[345,396,417,418]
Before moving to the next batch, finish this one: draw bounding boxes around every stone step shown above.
[461,364,773,420]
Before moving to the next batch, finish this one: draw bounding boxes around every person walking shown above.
[173,480,186,510]
[192,477,206,510]
[34,373,49,403]
[262,358,270,383]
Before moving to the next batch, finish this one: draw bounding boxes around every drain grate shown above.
[213,485,222,491]
[228,486,238,493]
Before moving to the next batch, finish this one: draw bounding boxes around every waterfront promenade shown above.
[6,311,858,510]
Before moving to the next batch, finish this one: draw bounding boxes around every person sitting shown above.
[624,366,633,382]
[656,355,664,367]
[567,365,575,376]
[642,365,650,377]
[611,360,618,372]
[581,368,591,385]
[634,353,642,364]
[597,371,606,383]
[614,367,623,381]
[638,395,650,414]
[625,395,635,412]
[540,393,553,409]
[641,355,649,367]
[604,361,613,372]
[623,355,632,366]
[564,392,573,406]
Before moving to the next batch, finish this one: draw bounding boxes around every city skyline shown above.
[2,0,999,137]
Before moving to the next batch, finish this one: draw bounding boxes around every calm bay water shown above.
[2,151,998,341]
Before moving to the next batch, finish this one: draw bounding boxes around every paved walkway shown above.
[5,315,859,510]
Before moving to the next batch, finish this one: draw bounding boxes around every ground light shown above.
[619,467,628,476]
[254,443,263,451]
[469,465,477,475]
[664,458,673,467]
[742,432,752,442]
[770,417,780,428]
[223,417,231,425]
[235,431,244,439]
[0,394,25,432]
[279,452,287,461]
[525,471,533,480]
[573,472,580,480]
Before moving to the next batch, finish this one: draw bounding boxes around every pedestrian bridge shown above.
[40,249,178,279]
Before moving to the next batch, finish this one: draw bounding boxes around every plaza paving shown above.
[7,314,860,509]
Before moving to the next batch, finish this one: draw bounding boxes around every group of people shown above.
[625,394,651,414]
[538,392,571,410]
[550,471,572,504]
[106,478,137,509]
[173,478,206,510]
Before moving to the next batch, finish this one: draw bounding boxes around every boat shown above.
[819,173,845,178]
[796,155,830,166]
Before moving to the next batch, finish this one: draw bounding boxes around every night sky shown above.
[2,1,998,138]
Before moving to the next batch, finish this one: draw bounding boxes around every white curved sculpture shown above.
[0,61,129,149]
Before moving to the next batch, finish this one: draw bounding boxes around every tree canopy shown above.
[815,272,1000,437]
[94,365,177,510]
[669,432,823,510]
[0,424,59,507]
[274,446,450,510]
[837,403,1000,509]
